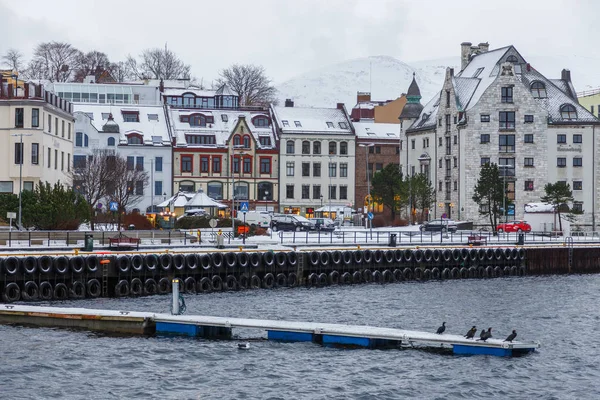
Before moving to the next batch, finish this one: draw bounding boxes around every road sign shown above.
[240,202,249,213]
[97,202,103,209]
[507,204,515,216]
[6,212,16,219]
[209,219,217,228]
[367,212,374,220]
[109,201,118,212]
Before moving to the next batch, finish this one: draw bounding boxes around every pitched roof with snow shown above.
[271,106,353,135]
[354,122,401,139]
[406,94,440,132]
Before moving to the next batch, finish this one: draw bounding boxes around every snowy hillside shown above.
[276,54,599,108]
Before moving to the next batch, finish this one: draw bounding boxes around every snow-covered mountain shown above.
[276,54,599,109]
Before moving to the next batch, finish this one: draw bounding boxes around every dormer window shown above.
[183,93,195,107]
[560,104,578,120]
[148,114,159,121]
[122,111,139,122]
[102,113,110,120]
[127,133,143,145]
[190,115,206,127]
[233,135,241,146]
[326,122,334,128]
[282,120,289,127]
[253,116,270,127]
[506,55,518,63]
[222,114,228,122]
[530,81,547,98]
[243,135,251,148]
[259,136,271,147]
[339,122,348,129]
[294,121,302,127]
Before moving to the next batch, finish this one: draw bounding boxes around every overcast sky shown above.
[1,0,598,84]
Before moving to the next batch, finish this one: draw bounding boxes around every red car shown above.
[496,220,531,233]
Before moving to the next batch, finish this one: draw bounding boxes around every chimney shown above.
[449,68,454,77]
[561,69,571,82]
[285,99,294,107]
[24,84,29,98]
[478,42,489,53]
[357,91,371,103]
[460,42,472,71]
[336,103,344,110]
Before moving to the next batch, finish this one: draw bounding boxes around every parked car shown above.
[270,215,314,232]
[419,219,458,233]
[309,218,336,232]
[242,211,271,228]
[184,208,207,217]
[496,220,531,233]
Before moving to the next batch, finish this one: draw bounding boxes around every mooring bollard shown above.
[172,279,180,315]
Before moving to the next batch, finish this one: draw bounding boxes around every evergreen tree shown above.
[370,164,404,220]
[472,163,506,232]
[541,181,574,233]
[411,173,436,223]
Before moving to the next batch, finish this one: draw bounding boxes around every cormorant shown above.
[436,322,446,334]
[504,330,517,342]
[477,329,488,341]
[465,326,477,339]
[485,327,493,340]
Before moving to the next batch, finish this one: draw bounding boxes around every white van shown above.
[242,211,271,228]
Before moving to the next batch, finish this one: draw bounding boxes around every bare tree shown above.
[2,48,25,72]
[71,149,117,230]
[107,156,149,230]
[27,41,82,82]
[218,64,278,106]
[126,45,191,80]
[108,61,130,82]
[73,50,112,82]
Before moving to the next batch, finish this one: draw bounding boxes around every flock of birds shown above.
[435,322,518,342]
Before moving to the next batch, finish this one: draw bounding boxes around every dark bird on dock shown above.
[504,330,517,342]
[477,329,488,341]
[465,326,477,339]
[436,322,446,334]
[485,328,493,340]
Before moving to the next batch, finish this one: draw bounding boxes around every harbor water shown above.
[1,274,599,399]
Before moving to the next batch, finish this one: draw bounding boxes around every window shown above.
[136,157,144,171]
[446,90,450,107]
[438,181,442,191]
[396,146,401,154]
[376,163,383,173]
[453,157,457,168]
[573,181,582,190]
[573,157,582,167]
[68,123,71,140]
[499,111,515,129]
[233,157,240,174]
[329,185,336,199]
[480,134,490,143]
[155,157,163,172]
[200,156,209,173]
[524,157,534,167]
[339,185,348,200]
[259,137,271,147]
[221,114,228,122]
[313,162,321,177]
[499,134,515,152]
[108,137,116,146]
[135,181,144,196]
[15,108,24,128]
[257,182,273,200]
[329,162,337,177]
[557,157,566,167]
[340,141,348,155]
[573,134,582,144]
[339,122,348,129]
[48,115,52,133]
[186,135,216,145]
[453,115,457,124]
[179,181,195,192]
[454,181,458,191]
[329,141,337,155]
[148,114,159,121]
[31,143,39,165]
[557,134,567,144]
[62,120,65,137]
[155,181,163,197]
[453,135,457,145]
[47,148,51,168]
[32,108,39,127]
[286,140,295,154]
[286,185,294,199]
[445,114,451,133]
[242,157,251,173]
[233,135,241,146]
[127,134,142,145]
[67,153,70,172]
[302,185,310,199]
[54,149,58,169]
[560,104,577,120]
[369,146,374,154]
[313,141,321,154]
[376,146,381,154]
[524,134,534,143]
[524,115,534,123]
[438,137,443,146]
[243,135,251,148]
[0,181,13,193]
[294,121,302,127]
[123,112,139,123]
[234,182,249,200]
[254,116,270,127]
[481,157,490,166]
[507,55,519,63]
[212,156,221,173]
[74,155,87,169]
[61,151,64,171]
[367,163,373,178]
[286,161,295,176]
[14,143,23,164]
[572,202,583,213]
[501,87,513,103]
[302,162,310,177]
[313,185,321,199]
[181,156,193,172]
[340,163,348,177]
[302,141,310,154]
[524,180,534,191]
[24,181,34,191]
[75,132,82,147]
[499,158,515,176]
[530,81,547,98]
[282,120,289,127]
[326,122,334,128]
[411,140,415,149]
[208,182,223,200]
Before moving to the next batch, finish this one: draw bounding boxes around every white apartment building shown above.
[272,101,356,218]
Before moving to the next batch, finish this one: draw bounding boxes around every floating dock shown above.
[0,304,539,357]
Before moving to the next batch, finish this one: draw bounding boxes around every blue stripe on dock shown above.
[453,344,512,357]
[323,334,371,347]
[156,322,200,336]
[268,330,313,342]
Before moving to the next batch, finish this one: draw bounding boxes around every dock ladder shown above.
[565,236,574,273]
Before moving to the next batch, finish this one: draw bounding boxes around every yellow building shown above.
[577,88,600,118]
[0,70,21,88]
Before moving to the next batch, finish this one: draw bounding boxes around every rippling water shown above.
[2,274,599,399]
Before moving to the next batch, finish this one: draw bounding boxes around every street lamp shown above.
[498,164,510,224]
[12,133,32,230]
[230,144,245,239]
[328,155,334,221]
[359,143,374,233]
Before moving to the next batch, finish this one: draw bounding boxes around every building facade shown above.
[272,101,355,219]
[577,88,600,118]
[350,91,407,123]
[0,81,74,195]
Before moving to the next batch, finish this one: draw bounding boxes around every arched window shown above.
[560,104,577,120]
[506,55,518,63]
[179,180,195,192]
[253,116,270,127]
[84,134,89,147]
[286,140,295,154]
[340,141,348,155]
[127,133,143,145]
[107,137,115,146]
[207,181,223,200]
[183,93,195,107]
[243,135,251,148]
[313,141,321,155]
[233,135,241,146]
[530,81,547,98]
[302,141,310,154]
[328,141,337,155]
[258,182,273,201]
[190,114,206,127]
[233,182,249,200]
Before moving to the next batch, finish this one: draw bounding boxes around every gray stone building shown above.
[405,42,600,228]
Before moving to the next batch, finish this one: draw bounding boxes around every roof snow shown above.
[271,106,352,134]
